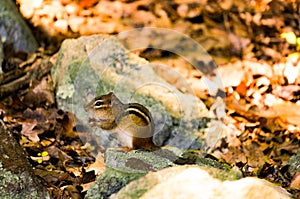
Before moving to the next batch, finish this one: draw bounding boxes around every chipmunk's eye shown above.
[94,100,103,107]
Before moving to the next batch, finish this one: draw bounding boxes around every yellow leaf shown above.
[41,151,48,157]
[288,52,300,59]
[297,38,300,46]
[281,32,297,44]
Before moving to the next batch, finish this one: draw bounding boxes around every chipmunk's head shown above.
[85,92,122,130]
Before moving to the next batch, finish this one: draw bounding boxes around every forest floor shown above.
[0,0,299,198]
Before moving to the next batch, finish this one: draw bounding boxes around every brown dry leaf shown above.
[224,123,242,147]
[129,10,156,27]
[227,94,284,131]
[210,28,231,48]
[93,1,124,19]
[198,37,220,52]
[259,117,287,133]
[243,60,273,78]
[21,120,40,142]
[232,0,246,11]
[284,62,300,84]
[263,93,279,107]
[221,146,247,165]
[78,0,98,8]
[255,76,270,94]
[218,61,245,87]
[63,161,82,177]
[35,168,73,185]
[231,14,249,38]
[228,33,251,55]
[235,81,248,97]
[227,93,252,113]
[261,17,284,29]
[194,23,229,51]
[222,140,271,167]
[218,0,233,10]
[86,153,105,176]
[229,91,300,128]
[241,140,271,167]
[177,3,203,18]
[23,108,46,122]
[56,111,78,139]
[272,85,300,101]
[46,145,72,160]
[21,76,54,107]
[262,47,282,60]
[83,18,117,34]
[81,182,96,193]
[271,103,300,126]
[290,172,300,189]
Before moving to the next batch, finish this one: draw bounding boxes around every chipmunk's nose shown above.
[84,101,94,112]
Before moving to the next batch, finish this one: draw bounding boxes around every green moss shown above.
[128,188,148,199]
[112,170,160,199]
[67,61,83,81]
[287,148,300,175]
[85,168,145,199]
[0,162,44,199]
[175,150,242,180]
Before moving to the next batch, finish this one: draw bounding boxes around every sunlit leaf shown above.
[297,38,300,46]
[288,52,300,59]
[281,32,297,44]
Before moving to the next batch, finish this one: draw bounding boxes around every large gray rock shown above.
[51,34,213,152]
[0,0,38,53]
[112,165,290,199]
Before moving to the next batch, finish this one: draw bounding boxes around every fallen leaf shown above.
[290,172,300,189]
[21,120,40,142]
[272,103,300,126]
[272,85,300,101]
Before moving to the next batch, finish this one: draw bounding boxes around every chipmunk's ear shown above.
[110,92,121,105]
[110,92,116,102]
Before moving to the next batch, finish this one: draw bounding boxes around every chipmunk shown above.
[85,92,158,151]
